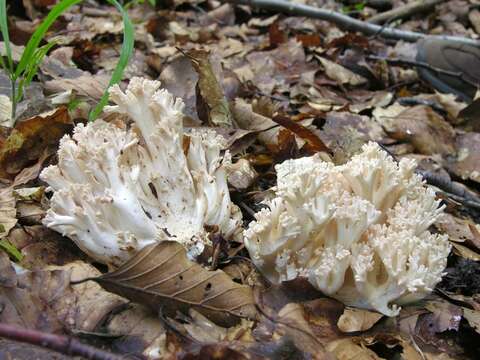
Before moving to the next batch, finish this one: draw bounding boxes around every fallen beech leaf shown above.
[462,308,480,334]
[451,242,480,261]
[337,307,383,333]
[377,105,456,156]
[226,159,257,190]
[107,303,173,359]
[93,241,257,326]
[45,74,109,100]
[435,213,480,251]
[458,97,480,131]
[318,57,367,86]
[447,132,480,184]
[0,94,12,128]
[0,107,72,179]
[186,49,234,128]
[0,187,16,238]
[275,302,330,357]
[272,114,331,155]
[325,338,381,360]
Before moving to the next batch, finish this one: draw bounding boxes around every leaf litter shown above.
[1,0,480,359]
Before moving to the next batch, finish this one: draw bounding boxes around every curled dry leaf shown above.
[337,307,383,333]
[186,49,234,128]
[93,241,257,327]
[0,106,72,179]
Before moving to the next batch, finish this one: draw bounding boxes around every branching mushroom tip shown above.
[244,142,450,316]
[41,77,242,266]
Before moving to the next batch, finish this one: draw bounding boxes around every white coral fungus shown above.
[41,77,242,265]
[244,142,450,316]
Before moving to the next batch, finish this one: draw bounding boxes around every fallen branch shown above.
[368,0,445,24]
[225,0,480,46]
[0,323,122,360]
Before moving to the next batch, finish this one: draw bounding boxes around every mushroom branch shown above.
[41,77,242,266]
[224,0,480,46]
[244,142,451,316]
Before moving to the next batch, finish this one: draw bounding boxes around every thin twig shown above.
[223,0,480,46]
[366,55,479,88]
[367,0,445,24]
[0,323,122,360]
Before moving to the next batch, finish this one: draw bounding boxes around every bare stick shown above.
[0,323,122,360]
[368,0,445,24]
[225,0,480,46]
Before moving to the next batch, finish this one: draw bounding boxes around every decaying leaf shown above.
[463,308,480,334]
[0,255,126,333]
[318,57,367,86]
[0,187,16,238]
[377,105,456,155]
[272,114,331,155]
[0,107,72,179]
[0,94,12,128]
[93,241,257,326]
[337,307,383,333]
[325,338,381,360]
[186,49,234,128]
[447,132,480,184]
[274,302,330,357]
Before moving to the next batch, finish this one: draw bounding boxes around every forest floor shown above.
[1,0,480,359]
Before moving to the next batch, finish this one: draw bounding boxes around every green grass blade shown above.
[0,0,13,73]
[89,0,134,121]
[15,0,82,79]
[15,41,56,102]
[0,238,23,262]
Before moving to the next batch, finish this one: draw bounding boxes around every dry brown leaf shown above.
[0,106,72,179]
[318,57,367,86]
[107,303,171,359]
[226,159,257,190]
[435,213,480,251]
[325,338,382,360]
[93,241,257,326]
[44,74,109,100]
[275,302,332,358]
[378,105,456,156]
[337,307,383,333]
[46,261,127,331]
[462,308,480,334]
[185,49,234,128]
[0,187,16,238]
[451,242,480,261]
[0,94,12,127]
[272,114,331,155]
[0,255,126,333]
[447,132,480,184]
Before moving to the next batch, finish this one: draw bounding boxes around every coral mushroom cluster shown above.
[41,78,242,266]
[244,142,451,316]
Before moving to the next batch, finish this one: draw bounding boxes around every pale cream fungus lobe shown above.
[244,142,450,316]
[41,77,242,266]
